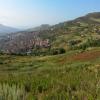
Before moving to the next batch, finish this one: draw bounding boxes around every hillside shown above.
[0,24,20,36]
[0,12,100,54]
[27,24,50,32]
[0,12,100,100]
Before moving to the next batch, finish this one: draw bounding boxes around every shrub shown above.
[59,48,66,54]
[50,48,66,55]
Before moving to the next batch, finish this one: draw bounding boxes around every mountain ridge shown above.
[27,24,50,32]
[0,12,100,54]
[0,24,20,36]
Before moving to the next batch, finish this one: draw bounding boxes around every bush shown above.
[50,48,66,55]
[68,40,81,46]
[59,48,66,54]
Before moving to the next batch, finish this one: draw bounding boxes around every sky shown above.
[0,0,100,29]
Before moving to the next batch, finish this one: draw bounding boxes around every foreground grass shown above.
[0,49,100,100]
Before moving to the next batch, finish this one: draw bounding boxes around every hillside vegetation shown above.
[0,48,100,100]
[0,12,100,100]
[0,12,100,54]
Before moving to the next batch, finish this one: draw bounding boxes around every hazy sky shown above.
[0,0,100,29]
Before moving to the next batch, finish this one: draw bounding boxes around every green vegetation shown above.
[0,12,100,100]
[0,48,100,100]
[70,38,100,50]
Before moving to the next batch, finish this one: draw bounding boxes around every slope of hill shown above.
[0,12,100,54]
[0,12,100,100]
[27,24,50,32]
[0,24,20,36]
[0,48,100,99]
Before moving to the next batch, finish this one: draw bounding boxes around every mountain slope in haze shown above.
[27,24,50,32]
[0,12,100,54]
[0,24,20,36]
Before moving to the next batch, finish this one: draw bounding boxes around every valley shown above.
[0,12,100,100]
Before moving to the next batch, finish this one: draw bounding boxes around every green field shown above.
[0,48,100,100]
[0,12,100,100]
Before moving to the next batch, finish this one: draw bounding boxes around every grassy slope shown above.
[0,13,100,100]
[0,48,100,100]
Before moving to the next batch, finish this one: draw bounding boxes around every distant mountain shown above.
[0,12,100,54]
[27,24,50,32]
[0,24,20,36]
